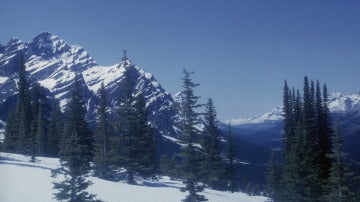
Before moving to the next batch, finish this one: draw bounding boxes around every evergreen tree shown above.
[14,54,33,154]
[52,130,101,202]
[35,105,47,156]
[280,77,337,201]
[30,82,51,157]
[116,69,137,184]
[116,68,159,183]
[47,100,64,157]
[133,95,159,179]
[179,70,207,202]
[323,127,353,201]
[280,82,310,201]
[226,124,237,193]
[302,77,322,199]
[160,153,182,180]
[317,83,332,183]
[52,74,99,202]
[280,122,305,201]
[201,98,225,190]
[266,151,281,201]
[3,109,17,152]
[62,74,94,163]
[93,83,113,179]
[282,80,294,154]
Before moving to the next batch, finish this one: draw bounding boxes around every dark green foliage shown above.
[47,100,64,157]
[279,77,348,201]
[93,83,113,179]
[317,83,332,182]
[3,109,17,152]
[200,98,225,190]
[116,69,137,184]
[31,82,51,157]
[323,127,353,201]
[179,70,207,201]
[14,54,33,154]
[133,95,159,179]
[52,131,101,202]
[282,80,294,154]
[62,74,94,163]
[116,69,159,183]
[35,105,47,156]
[266,151,281,201]
[52,75,99,202]
[225,124,238,193]
[160,154,181,179]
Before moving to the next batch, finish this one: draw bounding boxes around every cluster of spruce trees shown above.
[266,77,358,201]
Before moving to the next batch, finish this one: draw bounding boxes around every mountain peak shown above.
[28,32,70,56]
[6,37,22,46]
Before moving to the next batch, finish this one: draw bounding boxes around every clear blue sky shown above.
[1,0,360,121]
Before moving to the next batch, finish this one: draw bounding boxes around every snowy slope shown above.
[0,152,268,202]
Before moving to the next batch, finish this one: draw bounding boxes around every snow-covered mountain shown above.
[0,32,177,141]
[229,92,360,126]
[228,106,283,126]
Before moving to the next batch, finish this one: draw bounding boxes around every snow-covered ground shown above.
[0,152,268,202]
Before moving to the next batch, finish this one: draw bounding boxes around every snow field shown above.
[0,153,268,202]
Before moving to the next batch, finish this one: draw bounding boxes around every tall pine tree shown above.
[116,68,138,184]
[226,124,238,193]
[14,54,33,154]
[3,109,17,152]
[179,70,207,202]
[35,104,47,156]
[116,68,159,183]
[323,127,353,201]
[52,74,99,202]
[266,151,281,202]
[201,98,225,190]
[47,99,64,157]
[133,95,159,179]
[317,82,332,183]
[93,83,113,179]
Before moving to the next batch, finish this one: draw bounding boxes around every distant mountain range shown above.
[228,91,360,162]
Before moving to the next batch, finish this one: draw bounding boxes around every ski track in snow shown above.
[0,152,268,202]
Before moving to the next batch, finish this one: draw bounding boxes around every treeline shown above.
[2,56,240,202]
[266,77,360,201]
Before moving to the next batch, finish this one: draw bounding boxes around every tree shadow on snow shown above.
[141,181,180,189]
[0,161,51,171]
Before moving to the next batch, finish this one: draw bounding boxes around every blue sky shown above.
[1,0,360,121]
